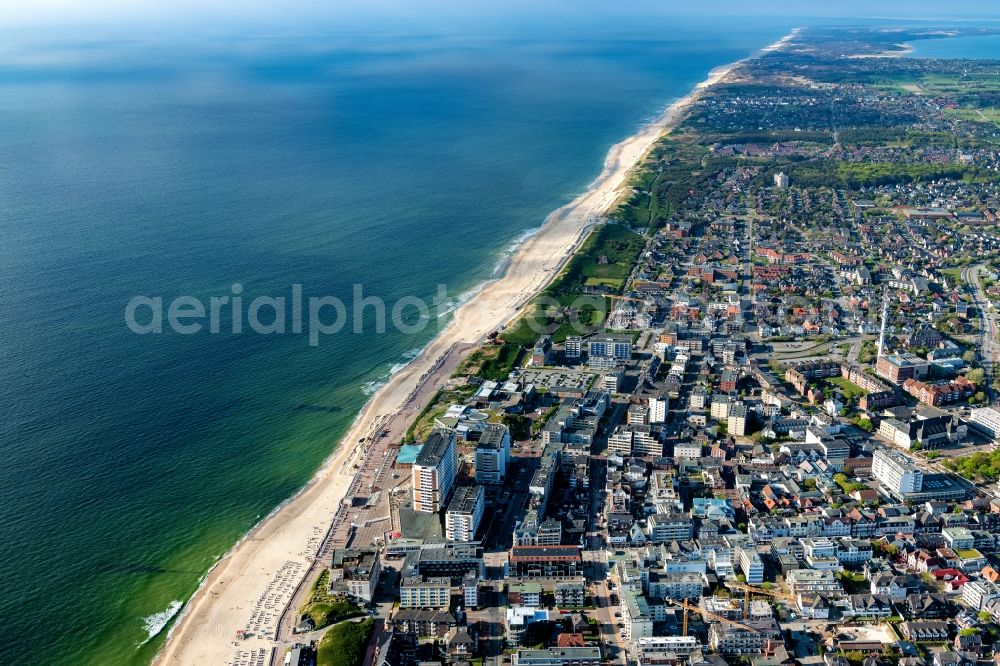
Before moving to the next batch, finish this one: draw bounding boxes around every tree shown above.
[963,350,978,364]
[968,367,986,386]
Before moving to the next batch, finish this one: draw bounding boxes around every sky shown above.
[2,0,999,30]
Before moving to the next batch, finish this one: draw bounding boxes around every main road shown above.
[963,264,998,401]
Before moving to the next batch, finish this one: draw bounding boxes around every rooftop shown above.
[447,485,484,515]
[415,430,454,468]
[477,423,509,449]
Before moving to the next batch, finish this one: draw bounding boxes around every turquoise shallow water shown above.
[0,18,793,664]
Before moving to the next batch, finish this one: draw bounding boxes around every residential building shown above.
[728,402,749,437]
[588,335,632,362]
[445,485,485,542]
[621,589,654,643]
[555,579,586,607]
[963,580,1000,611]
[475,423,511,484]
[635,637,700,666]
[387,609,457,638]
[412,430,458,513]
[463,572,479,609]
[509,546,583,579]
[872,447,923,498]
[647,512,694,542]
[802,538,842,571]
[737,546,764,584]
[513,648,602,666]
[330,548,382,602]
[649,396,669,424]
[709,618,781,654]
[835,538,873,564]
[647,572,704,600]
[508,581,543,607]
[399,576,451,610]
[786,569,842,595]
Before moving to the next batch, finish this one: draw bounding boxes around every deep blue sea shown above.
[0,17,794,664]
[909,32,1000,58]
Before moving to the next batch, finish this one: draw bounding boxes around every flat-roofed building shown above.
[646,512,693,542]
[971,406,1000,441]
[445,485,485,542]
[649,396,669,424]
[414,542,484,582]
[608,425,662,457]
[475,423,511,484]
[737,546,764,584]
[876,353,930,384]
[509,545,582,579]
[588,335,632,362]
[628,403,650,426]
[636,637,700,666]
[646,572,704,600]
[399,575,451,610]
[536,517,563,547]
[413,429,458,513]
[787,569,842,595]
[873,447,923,498]
[513,647,601,666]
[621,589,654,643]
[728,402,748,437]
[463,572,479,609]
[709,617,781,654]
[330,548,382,602]
[508,581,543,607]
[555,579,585,607]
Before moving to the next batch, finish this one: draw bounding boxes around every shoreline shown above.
[851,41,916,58]
[153,28,798,666]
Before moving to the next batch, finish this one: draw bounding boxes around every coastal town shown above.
[213,25,1000,666]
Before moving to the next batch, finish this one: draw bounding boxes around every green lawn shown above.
[940,267,965,284]
[868,73,922,94]
[921,73,1000,94]
[945,107,1000,126]
[827,376,867,401]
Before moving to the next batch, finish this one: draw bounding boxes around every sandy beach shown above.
[154,29,796,666]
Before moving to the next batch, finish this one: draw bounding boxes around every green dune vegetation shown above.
[299,570,362,630]
[317,618,375,666]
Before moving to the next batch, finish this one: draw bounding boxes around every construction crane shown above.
[725,582,800,620]
[663,598,758,636]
